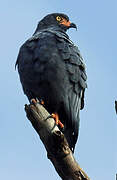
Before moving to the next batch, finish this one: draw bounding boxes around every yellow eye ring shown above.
[56,16,61,22]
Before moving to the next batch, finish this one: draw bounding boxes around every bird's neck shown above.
[34,25,68,37]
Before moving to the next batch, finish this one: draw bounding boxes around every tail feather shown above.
[62,89,82,152]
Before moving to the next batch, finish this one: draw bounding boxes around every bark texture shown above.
[25,100,90,180]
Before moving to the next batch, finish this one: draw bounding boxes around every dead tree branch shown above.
[25,100,90,180]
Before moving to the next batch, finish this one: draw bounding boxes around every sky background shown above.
[0,0,117,179]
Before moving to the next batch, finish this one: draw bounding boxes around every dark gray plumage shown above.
[16,13,87,152]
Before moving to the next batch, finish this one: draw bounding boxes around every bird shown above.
[16,13,87,153]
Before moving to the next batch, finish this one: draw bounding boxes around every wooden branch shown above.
[25,100,90,180]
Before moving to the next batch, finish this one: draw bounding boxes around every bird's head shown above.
[35,13,77,32]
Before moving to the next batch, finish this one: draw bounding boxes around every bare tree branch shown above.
[25,100,90,180]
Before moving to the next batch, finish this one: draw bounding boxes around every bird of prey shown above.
[16,13,87,152]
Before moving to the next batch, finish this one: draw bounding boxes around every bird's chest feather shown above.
[20,39,69,107]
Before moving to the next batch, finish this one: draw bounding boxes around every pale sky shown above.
[0,0,117,179]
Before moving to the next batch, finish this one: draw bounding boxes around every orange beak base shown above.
[60,18,77,29]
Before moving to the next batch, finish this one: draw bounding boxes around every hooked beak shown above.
[69,23,77,30]
[59,19,77,30]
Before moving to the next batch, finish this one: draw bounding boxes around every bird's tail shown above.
[62,90,82,153]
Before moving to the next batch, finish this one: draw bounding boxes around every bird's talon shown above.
[31,98,37,104]
[40,99,44,105]
[51,113,64,128]
[51,113,56,119]
[51,113,58,124]
[58,120,64,129]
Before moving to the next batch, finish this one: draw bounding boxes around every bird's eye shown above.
[56,16,62,22]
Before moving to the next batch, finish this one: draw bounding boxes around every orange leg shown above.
[40,99,44,105]
[51,113,64,129]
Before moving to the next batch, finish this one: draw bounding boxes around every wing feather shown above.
[56,34,87,151]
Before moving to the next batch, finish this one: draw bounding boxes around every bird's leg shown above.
[31,100,63,128]
[40,99,44,105]
[51,113,64,129]
[52,113,59,124]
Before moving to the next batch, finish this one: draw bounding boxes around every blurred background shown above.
[0,0,117,179]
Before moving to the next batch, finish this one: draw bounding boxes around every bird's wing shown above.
[55,34,87,149]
